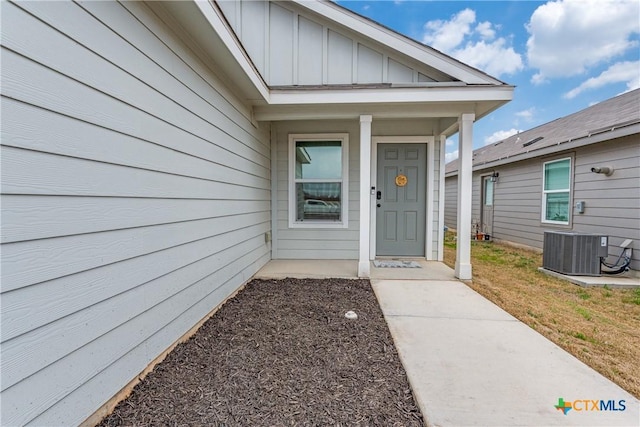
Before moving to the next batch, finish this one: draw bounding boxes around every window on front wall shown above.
[289,134,349,228]
[542,158,571,224]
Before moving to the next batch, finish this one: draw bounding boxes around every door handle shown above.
[376,191,382,200]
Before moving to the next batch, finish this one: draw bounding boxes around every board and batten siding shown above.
[1,2,271,426]
[444,134,640,272]
[273,119,441,260]
[217,0,453,86]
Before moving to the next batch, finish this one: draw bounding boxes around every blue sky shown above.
[337,0,640,162]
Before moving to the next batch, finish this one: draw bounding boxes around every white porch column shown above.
[358,115,372,277]
[455,113,475,280]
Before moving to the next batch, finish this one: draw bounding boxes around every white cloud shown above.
[527,0,640,84]
[564,61,640,99]
[422,9,523,77]
[624,76,640,93]
[423,9,476,52]
[475,21,496,40]
[483,128,521,145]
[445,149,459,163]
[530,73,548,85]
[445,138,455,147]
[452,38,523,77]
[515,108,535,121]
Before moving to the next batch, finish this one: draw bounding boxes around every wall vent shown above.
[523,136,544,147]
[543,231,608,276]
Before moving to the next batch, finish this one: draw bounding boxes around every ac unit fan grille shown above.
[543,232,608,276]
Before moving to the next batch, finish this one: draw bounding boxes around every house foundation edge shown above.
[79,280,251,427]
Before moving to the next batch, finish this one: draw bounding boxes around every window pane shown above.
[484,179,494,206]
[544,159,570,190]
[295,183,341,221]
[295,141,342,179]
[545,192,569,222]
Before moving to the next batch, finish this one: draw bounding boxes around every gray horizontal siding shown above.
[444,176,458,229]
[1,195,269,243]
[276,249,358,259]
[1,2,270,426]
[572,135,640,271]
[471,172,481,230]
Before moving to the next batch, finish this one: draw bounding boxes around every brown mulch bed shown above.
[98,278,424,426]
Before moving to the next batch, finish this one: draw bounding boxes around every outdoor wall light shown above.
[590,166,614,176]
[490,171,499,182]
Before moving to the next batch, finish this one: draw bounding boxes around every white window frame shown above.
[288,133,349,228]
[483,176,494,207]
[541,157,572,225]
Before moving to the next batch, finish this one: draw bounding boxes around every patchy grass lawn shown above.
[443,232,640,399]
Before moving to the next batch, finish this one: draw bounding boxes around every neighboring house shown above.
[445,89,640,274]
[0,1,512,425]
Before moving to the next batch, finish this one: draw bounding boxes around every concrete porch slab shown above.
[370,260,456,281]
[254,259,358,279]
[254,259,457,281]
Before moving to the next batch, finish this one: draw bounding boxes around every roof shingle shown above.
[446,89,640,174]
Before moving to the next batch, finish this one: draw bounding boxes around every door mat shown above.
[373,260,422,268]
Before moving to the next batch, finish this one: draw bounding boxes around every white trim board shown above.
[287,133,350,229]
[268,86,514,105]
[438,135,447,261]
[192,0,270,101]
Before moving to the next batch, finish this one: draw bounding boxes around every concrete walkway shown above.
[372,278,640,426]
[255,260,639,425]
[539,268,640,289]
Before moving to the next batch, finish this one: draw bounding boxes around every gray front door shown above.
[376,143,426,256]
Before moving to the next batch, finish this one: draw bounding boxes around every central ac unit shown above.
[543,231,608,276]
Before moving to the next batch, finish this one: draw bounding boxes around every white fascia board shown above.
[254,104,477,121]
[292,1,503,85]
[194,1,270,102]
[268,86,513,105]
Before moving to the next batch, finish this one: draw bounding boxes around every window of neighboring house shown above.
[288,134,349,228]
[484,178,494,207]
[542,158,571,224]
